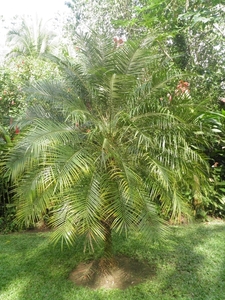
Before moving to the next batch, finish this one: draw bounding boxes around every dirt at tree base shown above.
[69,255,156,290]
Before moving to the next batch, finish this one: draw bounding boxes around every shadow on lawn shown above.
[0,232,89,300]
[112,223,225,300]
[149,224,225,300]
[1,224,225,300]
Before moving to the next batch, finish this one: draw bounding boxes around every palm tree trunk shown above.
[99,219,115,273]
[103,220,113,258]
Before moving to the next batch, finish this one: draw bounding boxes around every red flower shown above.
[15,126,20,134]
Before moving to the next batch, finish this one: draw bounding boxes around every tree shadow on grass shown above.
[157,224,225,300]
[0,232,90,300]
[109,223,225,300]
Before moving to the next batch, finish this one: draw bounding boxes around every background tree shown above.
[124,0,225,95]
[6,16,57,58]
[63,0,225,104]
[64,0,141,39]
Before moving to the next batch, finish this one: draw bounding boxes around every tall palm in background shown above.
[6,17,56,58]
[8,32,208,261]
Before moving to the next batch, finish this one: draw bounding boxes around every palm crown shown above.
[8,32,208,256]
[6,17,56,58]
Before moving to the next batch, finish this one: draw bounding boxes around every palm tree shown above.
[8,32,208,263]
[6,17,56,58]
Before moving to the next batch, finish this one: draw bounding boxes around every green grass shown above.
[1,222,225,300]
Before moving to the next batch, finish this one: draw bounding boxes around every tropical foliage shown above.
[0,0,224,263]
[6,32,209,257]
[0,19,61,232]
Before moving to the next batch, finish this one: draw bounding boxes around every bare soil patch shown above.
[205,217,225,225]
[69,255,156,290]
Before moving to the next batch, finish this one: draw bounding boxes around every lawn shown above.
[1,221,225,300]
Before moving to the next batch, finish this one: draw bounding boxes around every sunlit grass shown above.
[1,222,225,300]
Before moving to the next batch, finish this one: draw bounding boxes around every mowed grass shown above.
[1,222,225,300]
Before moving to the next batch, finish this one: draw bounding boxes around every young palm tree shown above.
[8,33,208,262]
